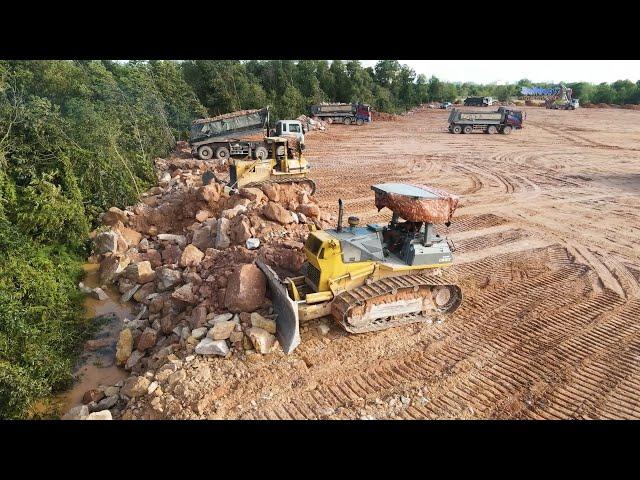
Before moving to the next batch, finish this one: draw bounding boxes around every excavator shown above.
[257,183,463,353]
[204,136,316,195]
[545,85,579,110]
[520,84,579,110]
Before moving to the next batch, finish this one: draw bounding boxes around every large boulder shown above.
[179,244,204,268]
[221,205,247,220]
[157,234,187,248]
[98,255,131,284]
[250,312,276,334]
[215,218,231,249]
[94,231,119,255]
[125,350,145,370]
[171,283,197,304]
[87,410,113,420]
[199,183,221,206]
[248,327,277,354]
[231,216,252,244]
[297,203,320,218]
[195,338,229,356]
[143,249,163,268]
[190,305,208,329]
[156,267,182,291]
[118,227,142,246]
[263,201,294,225]
[136,327,158,352]
[121,376,151,398]
[123,261,155,284]
[261,184,279,202]
[62,405,89,420]
[133,282,155,304]
[116,328,133,366]
[195,209,213,222]
[207,321,236,340]
[224,263,266,313]
[82,389,105,405]
[192,225,215,251]
[161,243,182,265]
[239,187,265,203]
[102,207,128,227]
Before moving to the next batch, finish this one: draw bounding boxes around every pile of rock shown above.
[71,149,336,419]
[297,114,328,131]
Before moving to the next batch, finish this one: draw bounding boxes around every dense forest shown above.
[1,59,639,418]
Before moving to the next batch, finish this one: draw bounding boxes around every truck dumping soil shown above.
[66,106,640,420]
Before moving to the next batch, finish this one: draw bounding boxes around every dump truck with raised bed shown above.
[189,107,305,161]
[310,103,371,125]
[257,183,462,353]
[204,136,315,194]
[464,96,494,107]
[448,107,525,134]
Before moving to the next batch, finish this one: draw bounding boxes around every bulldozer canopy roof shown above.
[372,183,459,224]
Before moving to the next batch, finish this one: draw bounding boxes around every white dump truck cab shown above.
[275,120,305,145]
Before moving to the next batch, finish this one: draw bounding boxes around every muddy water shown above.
[56,263,133,415]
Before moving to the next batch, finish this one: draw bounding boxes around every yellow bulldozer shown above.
[257,183,463,353]
[206,136,316,195]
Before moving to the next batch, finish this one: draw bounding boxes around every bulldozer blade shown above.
[255,259,301,354]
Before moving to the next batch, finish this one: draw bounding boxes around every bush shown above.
[0,220,86,418]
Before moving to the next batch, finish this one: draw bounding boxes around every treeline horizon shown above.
[1,59,639,418]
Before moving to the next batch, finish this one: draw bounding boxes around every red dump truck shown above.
[310,103,371,125]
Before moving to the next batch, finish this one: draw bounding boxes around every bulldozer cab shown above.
[264,136,309,175]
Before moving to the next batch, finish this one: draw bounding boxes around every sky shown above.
[360,60,640,85]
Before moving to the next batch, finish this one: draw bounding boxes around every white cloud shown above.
[360,60,640,84]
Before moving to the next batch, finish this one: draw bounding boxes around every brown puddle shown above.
[55,263,133,416]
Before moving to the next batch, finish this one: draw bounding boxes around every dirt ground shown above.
[116,106,640,420]
[231,106,640,420]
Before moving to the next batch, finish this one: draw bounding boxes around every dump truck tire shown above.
[343,117,352,125]
[198,145,214,160]
[254,146,268,160]
[215,146,230,160]
[452,125,462,134]
[462,125,473,134]
[356,118,364,126]
[502,125,513,135]
[487,125,498,134]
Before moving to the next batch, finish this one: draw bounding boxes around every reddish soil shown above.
[124,106,640,420]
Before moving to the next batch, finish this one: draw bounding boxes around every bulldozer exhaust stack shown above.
[337,198,344,232]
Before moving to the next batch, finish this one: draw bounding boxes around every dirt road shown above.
[233,106,640,419]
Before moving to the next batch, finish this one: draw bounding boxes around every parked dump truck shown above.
[310,103,371,125]
[189,107,305,161]
[464,96,494,107]
[448,107,525,134]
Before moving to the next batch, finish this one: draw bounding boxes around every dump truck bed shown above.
[189,107,269,144]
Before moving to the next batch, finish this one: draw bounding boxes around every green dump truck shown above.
[447,107,525,135]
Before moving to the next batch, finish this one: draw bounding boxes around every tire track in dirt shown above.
[242,246,591,419]
[233,107,640,420]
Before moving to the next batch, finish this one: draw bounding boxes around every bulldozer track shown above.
[331,274,462,333]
